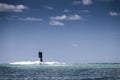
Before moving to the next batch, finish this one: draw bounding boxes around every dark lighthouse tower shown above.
[38,51,43,62]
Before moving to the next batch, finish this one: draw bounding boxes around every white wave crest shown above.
[10,61,40,65]
[44,61,66,65]
[10,61,66,65]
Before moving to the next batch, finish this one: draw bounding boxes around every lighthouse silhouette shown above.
[38,51,43,62]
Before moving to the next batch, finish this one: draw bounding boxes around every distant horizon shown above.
[1,59,120,64]
[1,61,120,64]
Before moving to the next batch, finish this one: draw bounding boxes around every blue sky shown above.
[0,0,120,63]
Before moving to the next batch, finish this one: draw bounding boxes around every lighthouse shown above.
[38,51,43,62]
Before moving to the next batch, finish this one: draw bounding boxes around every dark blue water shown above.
[0,63,120,80]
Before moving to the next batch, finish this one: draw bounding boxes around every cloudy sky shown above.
[0,0,120,63]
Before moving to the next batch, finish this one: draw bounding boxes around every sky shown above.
[0,0,120,63]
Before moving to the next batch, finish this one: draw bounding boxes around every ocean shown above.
[0,61,120,80]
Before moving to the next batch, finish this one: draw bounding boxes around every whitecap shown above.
[10,61,66,65]
[10,61,40,65]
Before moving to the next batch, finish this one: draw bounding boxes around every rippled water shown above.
[0,62,120,80]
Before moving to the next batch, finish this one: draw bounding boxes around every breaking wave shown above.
[10,61,66,65]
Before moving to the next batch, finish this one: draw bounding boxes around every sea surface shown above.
[0,61,120,80]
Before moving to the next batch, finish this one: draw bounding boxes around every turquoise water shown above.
[0,63,120,80]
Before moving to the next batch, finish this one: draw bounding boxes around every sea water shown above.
[0,61,120,80]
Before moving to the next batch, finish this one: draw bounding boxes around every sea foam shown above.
[10,61,66,65]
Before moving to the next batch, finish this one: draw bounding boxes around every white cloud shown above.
[72,0,92,5]
[72,44,79,47]
[0,3,27,12]
[50,14,82,21]
[82,0,92,5]
[49,20,64,26]
[44,6,54,10]
[64,9,70,13]
[67,14,82,20]
[49,14,83,26]
[72,1,81,5]
[50,15,67,20]
[109,11,120,16]
[19,17,43,21]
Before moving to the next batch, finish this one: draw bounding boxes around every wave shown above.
[10,61,66,65]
